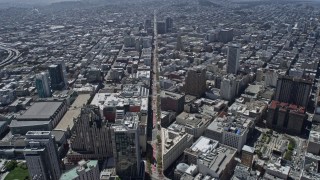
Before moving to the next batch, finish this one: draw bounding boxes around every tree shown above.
[157,134,161,144]
[5,160,17,171]
[147,159,152,174]
[267,129,273,135]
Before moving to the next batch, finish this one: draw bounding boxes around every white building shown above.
[162,128,193,170]
[264,161,290,180]
[264,69,279,87]
[183,136,237,180]
[220,75,238,101]
[205,115,254,152]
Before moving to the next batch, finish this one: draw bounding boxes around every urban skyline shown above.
[0,0,320,179]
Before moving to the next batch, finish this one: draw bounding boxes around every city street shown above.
[146,11,164,179]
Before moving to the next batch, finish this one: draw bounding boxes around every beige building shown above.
[162,128,193,170]
[68,105,113,162]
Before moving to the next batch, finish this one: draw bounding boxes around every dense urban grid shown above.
[1,0,320,179]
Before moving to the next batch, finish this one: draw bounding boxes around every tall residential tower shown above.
[24,131,61,180]
[35,72,51,98]
[227,44,240,75]
[185,67,206,98]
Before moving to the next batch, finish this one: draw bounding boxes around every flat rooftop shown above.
[16,101,63,120]
[60,160,98,180]
[54,94,91,131]
[198,144,236,176]
[161,91,184,99]
[190,136,219,153]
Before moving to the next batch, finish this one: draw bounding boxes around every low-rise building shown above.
[184,136,237,180]
[10,99,67,135]
[264,161,290,180]
[174,112,212,139]
[205,115,254,152]
[60,160,100,180]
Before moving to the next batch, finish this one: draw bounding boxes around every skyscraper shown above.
[165,17,173,33]
[69,105,113,162]
[24,131,61,180]
[157,21,166,34]
[48,61,68,91]
[275,75,312,107]
[218,28,234,43]
[185,67,206,98]
[144,19,152,30]
[35,72,51,98]
[220,74,238,101]
[227,44,240,75]
[111,112,142,179]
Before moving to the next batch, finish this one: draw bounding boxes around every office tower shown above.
[35,72,51,98]
[24,131,61,180]
[111,113,142,178]
[267,101,306,134]
[161,91,185,114]
[124,35,135,47]
[49,61,67,91]
[144,19,152,30]
[165,17,173,33]
[264,69,279,87]
[69,105,113,162]
[185,67,206,98]
[218,28,234,43]
[275,75,312,107]
[157,21,166,34]
[227,44,240,75]
[86,68,102,83]
[176,33,183,50]
[307,130,320,155]
[220,75,237,101]
[241,145,255,168]
[60,160,100,180]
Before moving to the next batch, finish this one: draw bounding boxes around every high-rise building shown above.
[241,145,255,168]
[24,131,61,180]
[307,130,320,155]
[218,28,234,43]
[267,100,306,134]
[220,74,237,101]
[227,44,240,75]
[161,91,185,114]
[275,75,312,107]
[68,105,113,162]
[144,19,152,30]
[157,21,166,34]
[49,62,67,91]
[111,112,143,179]
[176,33,183,50]
[165,17,173,33]
[35,72,51,98]
[185,67,206,98]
